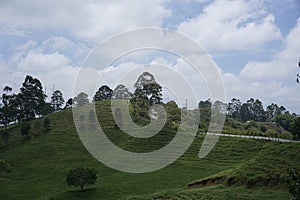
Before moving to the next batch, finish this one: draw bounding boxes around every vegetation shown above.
[287,167,300,200]
[66,168,97,192]
[0,159,10,177]
[0,72,299,199]
[0,100,299,199]
[20,122,31,136]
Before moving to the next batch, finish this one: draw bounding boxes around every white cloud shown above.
[18,51,71,72]
[0,0,171,41]
[177,0,282,51]
[223,18,300,113]
[240,17,300,81]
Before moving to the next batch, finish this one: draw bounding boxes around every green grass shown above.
[0,101,299,199]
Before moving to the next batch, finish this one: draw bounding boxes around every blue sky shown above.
[0,0,299,112]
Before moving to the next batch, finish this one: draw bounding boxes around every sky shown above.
[0,0,299,113]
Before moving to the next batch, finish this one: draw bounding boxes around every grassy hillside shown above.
[0,101,299,199]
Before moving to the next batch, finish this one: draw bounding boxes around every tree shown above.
[198,99,212,131]
[227,98,242,119]
[19,75,47,119]
[64,98,73,109]
[275,113,296,132]
[240,102,251,122]
[266,103,282,121]
[73,92,89,107]
[94,85,113,101]
[291,117,300,140]
[1,86,13,127]
[112,84,132,100]
[252,99,266,122]
[133,72,162,106]
[66,168,97,192]
[212,100,227,114]
[51,90,65,111]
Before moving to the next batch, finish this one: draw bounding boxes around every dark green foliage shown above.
[73,92,89,107]
[20,75,47,119]
[0,159,10,176]
[43,117,51,132]
[266,103,285,121]
[227,98,242,120]
[113,84,132,100]
[40,102,55,116]
[51,90,65,111]
[198,99,212,131]
[1,131,9,144]
[275,113,296,132]
[33,121,42,135]
[94,85,113,101]
[287,167,300,200]
[291,117,300,140]
[20,122,31,136]
[260,125,267,133]
[133,72,162,106]
[66,168,97,191]
[64,98,73,109]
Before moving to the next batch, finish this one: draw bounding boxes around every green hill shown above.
[0,101,299,199]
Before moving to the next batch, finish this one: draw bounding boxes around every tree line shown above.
[1,72,299,138]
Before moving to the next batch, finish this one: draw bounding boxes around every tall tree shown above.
[227,98,242,119]
[94,85,113,101]
[133,72,162,106]
[253,99,266,122]
[50,90,65,111]
[112,84,132,100]
[1,86,14,126]
[19,75,47,119]
[74,92,89,107]
[64,98,73,109]
[212,100,227,114]
[266,103,282,121]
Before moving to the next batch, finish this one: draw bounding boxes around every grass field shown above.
[0,101,299,199]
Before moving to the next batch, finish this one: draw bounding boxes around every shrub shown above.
[0,159,10,176]
[260,125,267,133]
[43,117,51,132]
[246,127,261,136]
[21,122,31,136]
[66,167,98,192]
[1,131,9,144]
[287,167,300,200]
[263,129,278,138]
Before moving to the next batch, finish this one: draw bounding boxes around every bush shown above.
[34,121,42,135]
[21,122,31,136]
[263,129,278,138]
[1,131,9,144]
[260,125,267,133]
[246,127,261,136]
[287,167,300,200]
[0,159,10,176]
[66,168,98,192]
[43,117,51,132]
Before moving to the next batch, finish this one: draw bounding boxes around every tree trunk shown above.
[80,185,84,192]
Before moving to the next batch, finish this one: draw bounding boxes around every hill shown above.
[0,101,299,199]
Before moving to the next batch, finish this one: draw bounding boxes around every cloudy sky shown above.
[0,0,299,112]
